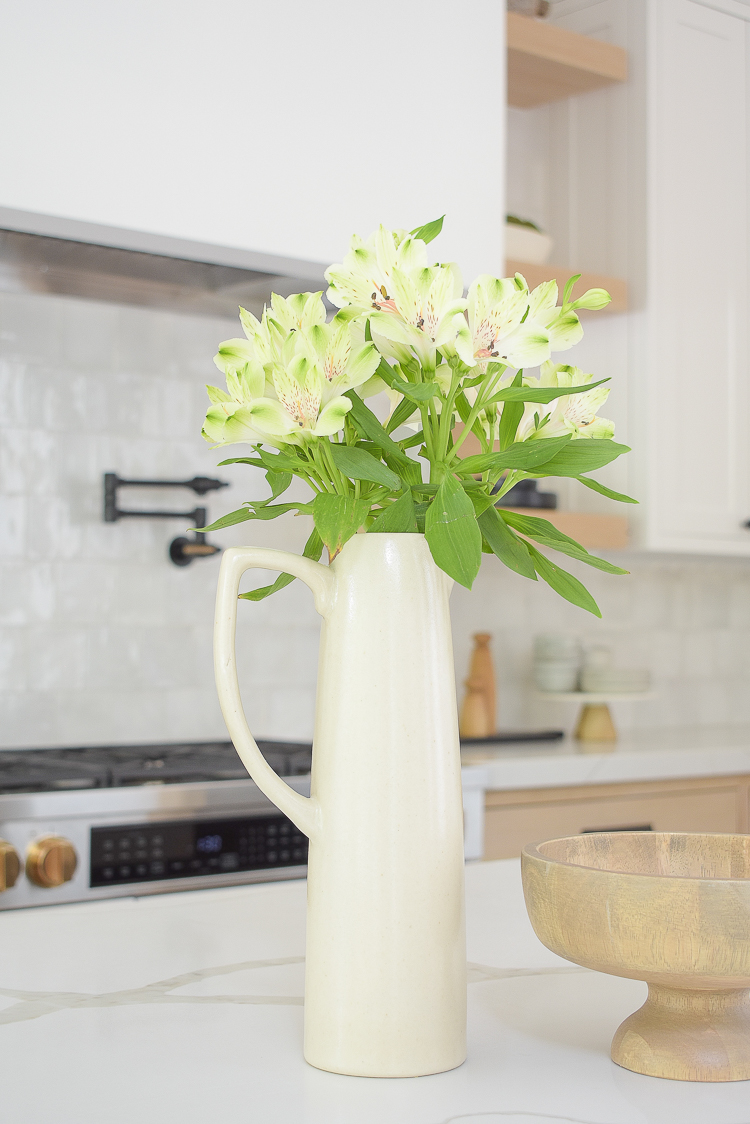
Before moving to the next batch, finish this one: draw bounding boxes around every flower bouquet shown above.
[203,217,632,614]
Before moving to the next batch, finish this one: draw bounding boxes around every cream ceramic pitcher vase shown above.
[214,532,466,1077]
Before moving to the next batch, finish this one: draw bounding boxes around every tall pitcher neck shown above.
[328,533,454,606]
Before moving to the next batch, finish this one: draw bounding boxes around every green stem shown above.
[437,367,461,463]
[447,364,508,463]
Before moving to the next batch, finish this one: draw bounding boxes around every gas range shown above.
[0,741,312,910]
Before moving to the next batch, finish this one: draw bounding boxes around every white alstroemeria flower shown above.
[203,302,359,448]
[455,275,551,371]
[268,354,353,441]
[303,310,380,396]
[325,225,428,312]
[369,262,467,369]
[214,293,328,378]
[517,362,614,441]
[522,279,584,353]
[326,226,467,370]
[267,291,327,334]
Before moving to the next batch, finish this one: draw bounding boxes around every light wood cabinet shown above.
[484,775,750,861]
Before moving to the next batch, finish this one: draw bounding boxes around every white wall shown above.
[0,0,506,281]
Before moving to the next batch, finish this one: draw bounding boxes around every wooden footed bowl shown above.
[521,832,750,1082]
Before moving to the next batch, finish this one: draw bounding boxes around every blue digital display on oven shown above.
[90,815,308,887]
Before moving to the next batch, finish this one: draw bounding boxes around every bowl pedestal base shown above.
[612,984,750,1081]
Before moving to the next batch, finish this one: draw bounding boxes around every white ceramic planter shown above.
[214,533,467,1077]
[505,222,553,265]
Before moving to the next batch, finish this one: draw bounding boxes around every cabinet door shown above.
[648,0,750,551]
[484,784,739,860]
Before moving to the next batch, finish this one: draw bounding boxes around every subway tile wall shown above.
[0,290,321,748]
[1,289,749,748]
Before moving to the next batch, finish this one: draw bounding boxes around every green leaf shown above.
[425,475,482,589]
[561,273,582,308]
[256,448,305,473]
[239,528,324,602]
[524,535,628,575]
[455,436,571,476]
[372,358,398,388]
[390,376,440,402]
[526,544,602,617]
[461,485,498,518]
[386,397,420,433]
[344,391,410,462]
[329,444,400,490]
[203,501,312,531]
[312,494,370,559]
[245,501,313,521]
[399,429,425,449]
[414,501,429,534]
[265,470,292,501]
[575,476,638,504]
[477,507,537,579]
[344,392,423,486]
[484,378,611,406]
[410,215,445,244]
[217,457,266,469]
[368,489,418,533]
[454,390,491,445]
[499,510,628,575]
[526,440,630,478]
[499,508,584,544]
[497,372,524,451]
[203,506,255,532]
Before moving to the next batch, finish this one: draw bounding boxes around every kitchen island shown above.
[0,859,747,1123]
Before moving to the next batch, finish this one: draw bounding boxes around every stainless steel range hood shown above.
[0,207,328,319]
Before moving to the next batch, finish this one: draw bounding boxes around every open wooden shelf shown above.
[506,260,628,314]
[508,12,627,108]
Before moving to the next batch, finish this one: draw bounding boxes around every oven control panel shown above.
[90,814,308,887]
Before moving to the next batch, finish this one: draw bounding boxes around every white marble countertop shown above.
[1,860,749,1123]
[461,725,750,791]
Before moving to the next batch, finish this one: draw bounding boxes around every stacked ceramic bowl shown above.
[533,634,581,692]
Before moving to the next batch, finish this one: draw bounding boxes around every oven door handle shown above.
[214,547,334,840]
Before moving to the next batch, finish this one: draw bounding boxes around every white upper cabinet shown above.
[641,0,750,552]
[0,1,506,280]
[540,0,750,554]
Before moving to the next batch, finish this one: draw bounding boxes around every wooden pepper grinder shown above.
[459,633,496,738]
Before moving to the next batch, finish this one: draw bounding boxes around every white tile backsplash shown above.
[451,551,750,736]
[2,288,750,748]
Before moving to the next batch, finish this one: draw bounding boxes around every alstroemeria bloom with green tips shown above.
[325,225,429,314]
[266,291,328,334]
[522,279,584,353]
[454,275,551,371]
[326,226,467,370]
[517,361,615,441]
[203,296,379,448]
[201,219,632,616]
[303,311,380,395]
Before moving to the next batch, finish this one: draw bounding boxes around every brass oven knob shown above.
[26,836,78,888]
[0,840,20,891]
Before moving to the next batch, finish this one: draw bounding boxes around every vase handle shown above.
[214,546,335,840]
